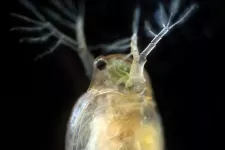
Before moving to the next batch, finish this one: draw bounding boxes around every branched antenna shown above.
[127,0,198,92]
[140,0,198,63]
[10,0,134,78]
[10,0,96,78]
[10,0,78,61]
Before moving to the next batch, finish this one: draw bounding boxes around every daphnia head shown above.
[88,54,133,91]
[88,1,197,93]
[88,53,152,94]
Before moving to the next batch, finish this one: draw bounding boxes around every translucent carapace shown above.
[66,0,197,149]
[11,0,197,150]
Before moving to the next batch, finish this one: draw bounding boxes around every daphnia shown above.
[11,0,197,149]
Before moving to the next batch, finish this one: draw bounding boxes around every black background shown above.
[4,0,225,150]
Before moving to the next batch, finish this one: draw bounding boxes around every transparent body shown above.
[66,54,164,150]
[11,0,197,150]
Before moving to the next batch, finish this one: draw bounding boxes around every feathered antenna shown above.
[127,0,198,91]
[10,0,132,79]
[10,0,78,59]
[141,0,198,61]
[10,0,96,78]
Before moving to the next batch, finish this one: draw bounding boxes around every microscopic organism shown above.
[11,0,197,150]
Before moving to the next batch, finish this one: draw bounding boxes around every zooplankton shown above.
[11,0,197,150]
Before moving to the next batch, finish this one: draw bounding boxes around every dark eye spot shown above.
[96,59,107,70]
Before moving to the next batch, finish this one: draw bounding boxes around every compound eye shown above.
[95,58,107,70]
